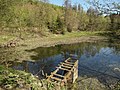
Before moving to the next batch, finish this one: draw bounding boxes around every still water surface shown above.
[0,40,120,89]
[12,42,120,82]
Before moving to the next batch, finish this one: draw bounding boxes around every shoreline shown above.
[17,35,108,50]
[0,31,109,49]
[15,35,108,61]
[1,34,120,90]
[0,32,109,63]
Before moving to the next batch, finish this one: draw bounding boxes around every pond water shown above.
[1,41,120,88]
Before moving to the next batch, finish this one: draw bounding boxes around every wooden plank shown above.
[59,63,72,68]
[47,68,59,80]
[65,61,74,65]
[66,59,77,63]
[62,64,72,68]
[61,65,72,70]
[48,59,73,80]
[56,67,71,72]
[51,76,62,81]
[62,63,74,67]
[65,70,72,79]
[65,59,73,63]
[48,58,78,85]
[65,57,77,61]
[72,60,78,83]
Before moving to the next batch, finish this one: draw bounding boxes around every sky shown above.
[49,0,90,11]
[49,0,120,11]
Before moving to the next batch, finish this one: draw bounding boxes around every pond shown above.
[1,41,120,89]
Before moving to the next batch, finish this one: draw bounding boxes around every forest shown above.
[0,0,119,37]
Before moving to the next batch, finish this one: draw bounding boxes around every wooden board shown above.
[47,57,78,85]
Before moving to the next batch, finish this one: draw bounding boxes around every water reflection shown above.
[11,42,120,76]
[9,41,120,88]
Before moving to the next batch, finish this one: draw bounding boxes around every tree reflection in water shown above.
[1,41,120,89]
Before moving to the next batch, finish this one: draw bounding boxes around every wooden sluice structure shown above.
[47,55,78,85]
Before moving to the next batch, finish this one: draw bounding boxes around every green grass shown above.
[0,65,42,90]
[0,65,67,90]
[0,35,15,44]
[0,31,107,45]
[50,31,106,40]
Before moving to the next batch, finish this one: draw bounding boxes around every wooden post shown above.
[47,58,78,85]
[72,60,78,83]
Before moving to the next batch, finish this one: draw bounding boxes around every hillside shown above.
[0,0,113,44]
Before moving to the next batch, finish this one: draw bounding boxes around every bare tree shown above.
[63,0,71,24]
[86,0,120,14]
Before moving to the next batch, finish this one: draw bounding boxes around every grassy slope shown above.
[0,35,15,44]
[0,65,66,90]
[0,31,107,45]
[0,65,42,90]
[50,31,105,39]
[15,31,108,53]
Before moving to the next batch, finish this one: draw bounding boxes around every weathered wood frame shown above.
[47,57,78,85]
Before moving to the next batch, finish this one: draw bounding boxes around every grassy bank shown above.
[0,31,120,90]
[0,65,42,90]
[0,65,67,90]
[1,30,120,65]
[0,31,108,64]
[0,65,120,90]
[16,31,108,49]
[0,35,15,45]
[0,31,108,46]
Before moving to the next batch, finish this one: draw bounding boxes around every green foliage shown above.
[0,65,67,90]
[77,11,89,31]
[0,0,15,27]
[50,16,65,34]
[110,14,120,30]
[0,0,116,37]
[0,65,42,90]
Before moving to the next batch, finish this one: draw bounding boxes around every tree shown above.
[0,0,15,27]
[86,0,120,14]
[109,14,120,30]
[78,3,83,13]
[41,0,49,3]
[63,0,71,24]
[77,4,89,31]
[50,16,65,34]
[72,4,77,11]
[86,6,97,31]
[86,0,120,31]
[87,6,95,15]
